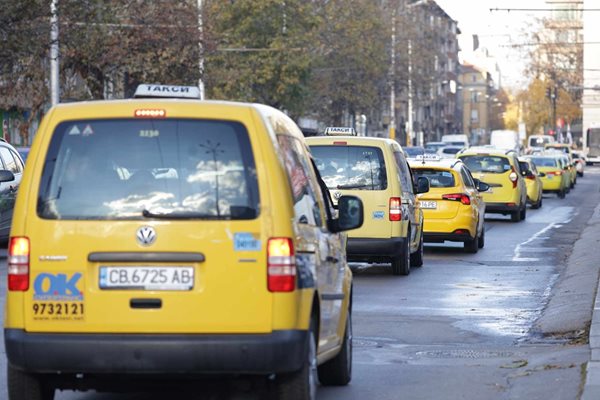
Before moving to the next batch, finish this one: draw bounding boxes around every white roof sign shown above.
[134,84,201,99]
[324,127,356,136]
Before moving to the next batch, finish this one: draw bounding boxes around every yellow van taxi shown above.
[518,158,544,209]
[307,134,429,276]
[457,148,528,222]
[409,157,487,253]
[4,85,364,400]
[526,154,570,198]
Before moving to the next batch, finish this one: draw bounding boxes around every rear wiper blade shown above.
[336,184,371,189]
[142,209,228,220]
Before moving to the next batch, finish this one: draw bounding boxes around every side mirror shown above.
[415,176,430,194]
[0,170,15,183]
[539,172,546,177]
[330,195,363,233]
[476,180,490,192]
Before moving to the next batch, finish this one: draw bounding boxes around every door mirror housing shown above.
[538,172,546,177]
[330,195,363,233]
[415,176,430,194]
[474,179,490,192]
[0,170,15,183]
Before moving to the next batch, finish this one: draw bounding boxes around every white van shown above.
[441,134,469,148]
[490,130,522,153]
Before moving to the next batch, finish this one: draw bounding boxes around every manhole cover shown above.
[416,349,516,359]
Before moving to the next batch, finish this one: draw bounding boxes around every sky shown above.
[435,0,549,90]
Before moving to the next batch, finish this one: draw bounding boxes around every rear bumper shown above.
[5,328,307,375]
[347,237,407,262]
[484,202,520,214]
[424,232,472,243]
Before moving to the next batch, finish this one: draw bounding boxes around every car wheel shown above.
[277,318,318,400]
[410,230,424,267]
[391,235,410,276]
[8,365,55,400]
[510,209,521,222]
[520,205,527,220]
[464,233,479,253]
[478,225,485,249]
[578,171,584,177]
[318,308,352,386]
[558,189,566,199]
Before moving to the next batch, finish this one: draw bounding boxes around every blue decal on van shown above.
[372,211,385,220]
[234,233,261,251]
[33,273,83,301]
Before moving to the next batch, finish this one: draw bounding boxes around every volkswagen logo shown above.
[136,226,156,246]
[333,191,342,200]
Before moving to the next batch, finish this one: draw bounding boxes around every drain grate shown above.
[416,349,517,359]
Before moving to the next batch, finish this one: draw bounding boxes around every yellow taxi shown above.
[4,84,364,400]
[526,154,571,198]
[457,147,528,222]
[518,157,544,209]
[409,156,487,253]
[307,130,430,276]
[544,144,577,188]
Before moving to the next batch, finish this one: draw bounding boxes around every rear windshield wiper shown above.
[336,183,372,189]
[142,209,229,220]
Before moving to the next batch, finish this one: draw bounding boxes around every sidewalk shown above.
[578,202,600,400]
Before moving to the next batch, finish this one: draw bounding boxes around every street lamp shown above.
[50,0,59,106]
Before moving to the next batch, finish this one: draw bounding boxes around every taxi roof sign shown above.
[324,127,356,136]
[133,84,201,99]
[415,154,441,162]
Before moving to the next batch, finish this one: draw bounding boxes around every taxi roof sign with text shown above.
[134,84,201,99]
[324,127,357,136]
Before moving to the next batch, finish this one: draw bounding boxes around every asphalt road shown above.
[1,168,599,400]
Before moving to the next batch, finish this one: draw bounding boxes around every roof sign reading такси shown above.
[133,84,201,99]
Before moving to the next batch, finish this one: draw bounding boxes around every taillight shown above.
[8,236,30,291]
[526,175,536,180]
[509,167,518,188]
[267,238,296,292]
[442,193,471,205]
[389,197,402,221]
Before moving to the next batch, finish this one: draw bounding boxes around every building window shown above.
[471,92,479,103]
[471,109,478,123]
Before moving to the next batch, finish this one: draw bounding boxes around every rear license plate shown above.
[419,201,437,209]
[99,266,194,291]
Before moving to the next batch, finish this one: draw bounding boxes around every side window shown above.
[8,149,23,173]
[277,135,324,227]
[394,152,414,194]
[460,167,475,188]
[0,147,18,174]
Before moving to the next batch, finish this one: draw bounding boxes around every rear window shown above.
[310,145,387,190]
[37,119,259,220]
[412,169,455,188]
[442,147,461,155]
[460,155,511,174]
[546,145,569,154]
[529,157,557,167]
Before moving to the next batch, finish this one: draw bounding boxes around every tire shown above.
[277,319,318,400]
[318,310,352,386]
[391,234,410,276]
[478,225,485,249]
[558,189,566,199]
[7,365,55,400]
[520,205,527,220]
[410,230,424,267]
[464,233,478,253]
[510,209,521,222]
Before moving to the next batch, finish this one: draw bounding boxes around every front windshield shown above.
[37,119,259,220]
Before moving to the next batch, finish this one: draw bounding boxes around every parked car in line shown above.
[518,157,544,209]
[4,84,364,400]
[525,154,570,199]
[572,150,586,177]
[0,139,25,241]
[526,134,554,154]
[457,148,528,222]
[308,131,430,276]
[409,156,488,253]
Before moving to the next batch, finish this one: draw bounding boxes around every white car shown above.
[438,145,465,159]
[572,150,586,177]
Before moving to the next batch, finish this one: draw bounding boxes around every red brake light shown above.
[8,236,30,291]
[442,193,471,205]
[389,197,402,221]
[333,141,347,145]
[134,109,167,118]
[267,238,296,292]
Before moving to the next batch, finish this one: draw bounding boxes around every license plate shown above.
[419,200,437,209]
[99,266,194,291]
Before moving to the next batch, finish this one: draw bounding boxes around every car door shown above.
[0,146,22,237]
[461,166,484,234]
[394,150,420,250]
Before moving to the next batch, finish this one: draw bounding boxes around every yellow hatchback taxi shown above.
[526,154,570,198]
[307,131,430,276]
[409,156,487,253]
[457,148,528,222]
[518,158,544,209]
[4,85,365,400]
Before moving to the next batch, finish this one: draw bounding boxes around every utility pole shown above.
[197,0,206,100]
[389,4,397,141]
[407,39,413,147]
[50,0,60,106]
